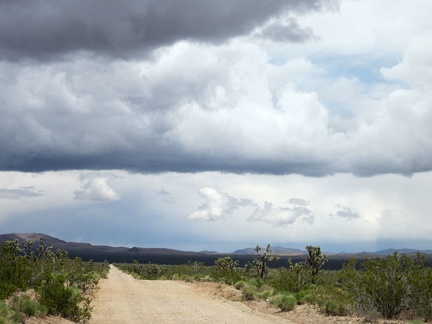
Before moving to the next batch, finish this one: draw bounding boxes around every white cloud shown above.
[249,200,315,226]
[188,187,253,221]
[381,36,432,86]
[74,175,120,201]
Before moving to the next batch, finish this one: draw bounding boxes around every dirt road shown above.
[89,265,291,324]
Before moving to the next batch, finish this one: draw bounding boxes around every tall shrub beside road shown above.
[0,239,108,323]
[341,253,432,319]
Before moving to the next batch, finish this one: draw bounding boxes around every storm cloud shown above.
[0,0,325,60]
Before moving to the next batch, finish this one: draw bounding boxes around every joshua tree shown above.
[305,245,328,283]
[254,244,279,278]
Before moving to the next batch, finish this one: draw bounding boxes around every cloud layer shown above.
[5,0,432,177]
[1,1,432,253]
[2,39,432,176]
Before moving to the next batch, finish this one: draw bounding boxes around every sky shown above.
[1,0,432,253]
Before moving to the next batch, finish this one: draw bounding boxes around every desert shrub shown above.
[0,301,22,324]
[324,300,348,316]
[211,257,243,284]
[123,262,208,281]
[270,260,311,293]
[73,272,99,293]
[234,280,247,290]
[143,264,167,279]
[0,239,105,323]
[64,258,104,294]
[295,288,317,305]
[312,282,352,317]
[340,253,432,319]
[271,294,296,311]
[258,284,274,293]
[258,289,275,299]
[37,273,91,323]
[0,242,33,300]
[241,285,257,301]
[11,294,47,318]
[247,278,264,289]
[180,274,194,282]
[409,262,432,321]
[160,262,211,279]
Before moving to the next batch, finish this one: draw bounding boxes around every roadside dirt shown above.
[26,265,418,324]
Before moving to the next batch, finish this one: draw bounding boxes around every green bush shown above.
[38,274,91,323]
[180,274,194,282]
[241,285,257,301]
[257,289,275,300]
[0,242,33,300]
[234,280,247,290]
[211,257,243,284]
[324,300,348,316]
[11,294,47,318]
[0,240,108,323]
[342,253,429,319]
[272,294,296,311]
[314,284,352,317]
[0,301,21,324]
[270,262,311,293]
[295,288,317,305]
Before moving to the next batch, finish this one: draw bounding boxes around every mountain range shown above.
[1,233,431,258]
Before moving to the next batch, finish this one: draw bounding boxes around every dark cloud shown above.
[0,0,325,60]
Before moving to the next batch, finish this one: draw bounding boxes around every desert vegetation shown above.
[117,244,432,322]
[2,238,432,323]
[0,238,109,323]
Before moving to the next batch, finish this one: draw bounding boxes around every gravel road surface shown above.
[89,265,291,324]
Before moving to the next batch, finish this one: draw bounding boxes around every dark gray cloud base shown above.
[0,0,324,60]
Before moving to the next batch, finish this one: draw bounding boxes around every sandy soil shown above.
[26,265,418,324]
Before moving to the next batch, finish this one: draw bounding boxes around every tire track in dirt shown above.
[89,265,292,324]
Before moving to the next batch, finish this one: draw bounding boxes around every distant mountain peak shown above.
[232,246,306,256]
